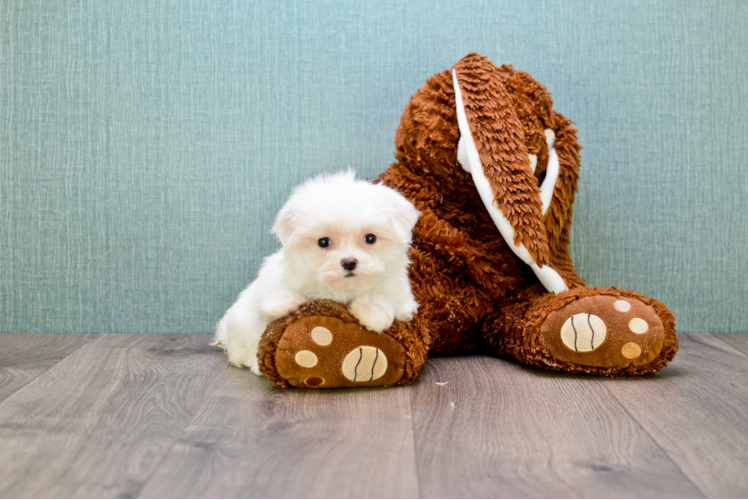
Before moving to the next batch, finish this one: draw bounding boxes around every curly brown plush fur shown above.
[257,53,678,388]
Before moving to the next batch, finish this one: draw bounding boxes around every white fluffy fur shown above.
[213,170,420,375]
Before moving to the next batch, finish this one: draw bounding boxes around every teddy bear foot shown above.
[528,288,678,376]
[257,300,408,388]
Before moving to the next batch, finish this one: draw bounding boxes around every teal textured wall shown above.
[1,1,746,334]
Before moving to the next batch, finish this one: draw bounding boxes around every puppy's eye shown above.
[318,237,331,248]
[365,234,376,244]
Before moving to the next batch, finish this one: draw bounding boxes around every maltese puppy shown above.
[213,170,420,375]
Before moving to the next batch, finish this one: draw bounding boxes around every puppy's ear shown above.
[271,202,297,246]
[388,191,420,245]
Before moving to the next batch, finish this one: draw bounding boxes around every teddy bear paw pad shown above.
[342,346,388,382]
[539,295,665,369]
[274,316,406,388]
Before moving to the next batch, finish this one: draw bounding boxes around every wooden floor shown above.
[0,333,747,498]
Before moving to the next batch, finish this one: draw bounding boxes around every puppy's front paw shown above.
[395,297,419,322]
[350,300,395,333]
[247,358,263,376]
[259,294,305,321]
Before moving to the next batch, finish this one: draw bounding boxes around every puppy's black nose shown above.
[341,258,358,271]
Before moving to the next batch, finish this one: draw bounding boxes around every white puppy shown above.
[213,170,420,375]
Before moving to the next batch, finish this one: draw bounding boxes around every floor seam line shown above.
[0,333,99,409]
[697,332,748,360]
[409,385,422,499]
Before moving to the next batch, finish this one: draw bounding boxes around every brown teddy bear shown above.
[256,53,678,388]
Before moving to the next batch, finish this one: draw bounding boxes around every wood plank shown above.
[411,356,703,498]
[602,333,748,498]
[138,365,418,499]
[0,333,228,498]
[0,333,95,404]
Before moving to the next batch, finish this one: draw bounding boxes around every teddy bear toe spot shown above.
[342,346,388,382]
[614,300,632,312]
[622,342,642,359]
[310,326,333,346]
[305,376,324,387]
[560,313,607,352]
[629,318,649,334]
[295,350,318,368]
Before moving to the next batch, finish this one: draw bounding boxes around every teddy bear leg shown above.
[484,286,678,376]
[256,299,428,388]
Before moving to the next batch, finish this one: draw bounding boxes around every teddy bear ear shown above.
[451,55,549,266]
[451,55,567,293]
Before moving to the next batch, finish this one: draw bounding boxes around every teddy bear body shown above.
[257,54,678,388]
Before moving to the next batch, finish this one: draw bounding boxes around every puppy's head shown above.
[272,170,419,292]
